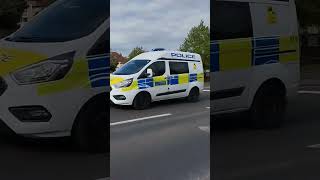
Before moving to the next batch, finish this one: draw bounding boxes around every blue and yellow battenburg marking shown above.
[87,54,109,88]
[211,36,299,72]
[133,73,204,90]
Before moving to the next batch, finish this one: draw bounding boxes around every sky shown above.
[110,0,210,56]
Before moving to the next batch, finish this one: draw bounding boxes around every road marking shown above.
[206,107,210,109]
[110,113,172,126]
[307,144,320,149]
[96,178,108,180]
[299,90,320,95]
[199,126,210,133]
[203,89,210,92]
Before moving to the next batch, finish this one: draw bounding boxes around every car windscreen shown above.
[7,0,109,42]
[113,60,151,75]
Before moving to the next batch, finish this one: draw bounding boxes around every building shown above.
[20,0,51,27]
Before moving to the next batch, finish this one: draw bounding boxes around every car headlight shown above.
[113,78,133,89]
[11,52,75,85]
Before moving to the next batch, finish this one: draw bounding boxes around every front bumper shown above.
[110,88,137,105]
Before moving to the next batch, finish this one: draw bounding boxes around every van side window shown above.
[212,1,253,40]
[169,62,189,74]
[88,30,108,56]
[140,61,166,78]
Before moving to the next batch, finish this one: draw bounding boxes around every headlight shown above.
[113,78,133,89]
[11,52,75,85]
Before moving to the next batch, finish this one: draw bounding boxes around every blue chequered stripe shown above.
[189,74,197,82]
[138,78,154,89]
[88,55,109,88]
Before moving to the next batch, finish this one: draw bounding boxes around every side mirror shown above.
[146,68,153,77]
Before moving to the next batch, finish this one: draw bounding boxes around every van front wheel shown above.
[133,92,151,110]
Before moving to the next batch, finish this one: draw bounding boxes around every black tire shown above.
[73,99,109,153]
[187,87,200,102]
[133,92,151,110]
[249,83,286,129]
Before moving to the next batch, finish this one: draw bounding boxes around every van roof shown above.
[218,0,292,4]
[132,50,202,62]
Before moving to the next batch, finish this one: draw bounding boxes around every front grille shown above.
[0,77,7,96]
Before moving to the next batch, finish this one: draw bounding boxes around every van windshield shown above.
[6,0,109,42]
[113,60,151,75]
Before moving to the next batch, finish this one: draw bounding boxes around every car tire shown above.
[133,92,151,110]
[187,87,200,102]
[73,99,109,153]
[249,83,286,129]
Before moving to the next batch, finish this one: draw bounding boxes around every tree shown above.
[179,20,210,70]
[128,46,145,60]
[0,0,27,29]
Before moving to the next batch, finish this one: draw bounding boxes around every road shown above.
[0,135,108,180]
[213,85,320,180]
[110,88,210,180]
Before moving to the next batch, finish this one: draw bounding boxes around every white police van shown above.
[0,0,109,152]
[211,0,300,128]
[111,50,204,109]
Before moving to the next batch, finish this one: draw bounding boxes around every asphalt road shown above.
[213,85,320,180]
[110,88,210,180]
[0,135,108,180]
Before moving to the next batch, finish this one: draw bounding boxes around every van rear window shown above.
[211,1,253,40]
[169,62,189,74]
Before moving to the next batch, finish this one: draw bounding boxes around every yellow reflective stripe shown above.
[37,59,89,95]
[153,75,166,83]
[121,80,138,92]
[0,48,47,76]
[279,36,299,63]
[197,73,204,82]
[110,75,124,86]
[219,38,252,71]
[178,73,189,84]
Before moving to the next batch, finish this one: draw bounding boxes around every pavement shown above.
[110,86,210,180]
[213,66,320,180]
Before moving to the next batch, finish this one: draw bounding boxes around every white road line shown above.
[110,113,172,126]
[299,90,320,95]
[307,144,320,149]
[96,178,108,180]
[206,107,210,109]
[199,126,210,133]
[203,89,210,92]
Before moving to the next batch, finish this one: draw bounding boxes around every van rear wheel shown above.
[250,84,286,129]
[187,87,200,102]
[133,92,151,110]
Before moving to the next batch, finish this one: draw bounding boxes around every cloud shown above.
[111,0,210,56]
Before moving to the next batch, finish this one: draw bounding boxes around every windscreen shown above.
[7,0,109,42]
[113,60,151,75]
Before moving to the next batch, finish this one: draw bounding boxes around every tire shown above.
[187,87,200,102]
[133,92,151,110]
[249,83,286,129]
[73,100,109,153]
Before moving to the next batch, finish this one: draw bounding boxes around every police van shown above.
[211,0,300,128]
[0,0,109,152]
[110,50,204,109]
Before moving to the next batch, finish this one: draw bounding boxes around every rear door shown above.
[211,1,253,113]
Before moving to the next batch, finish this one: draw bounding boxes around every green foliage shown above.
[0,0,27,29]
[128,46,145,60]
[179,20,210,70]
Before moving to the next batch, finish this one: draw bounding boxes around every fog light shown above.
[9,106,52,122]
[113,95,126,100]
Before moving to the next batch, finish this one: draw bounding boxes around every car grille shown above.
[0,77,7,96]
